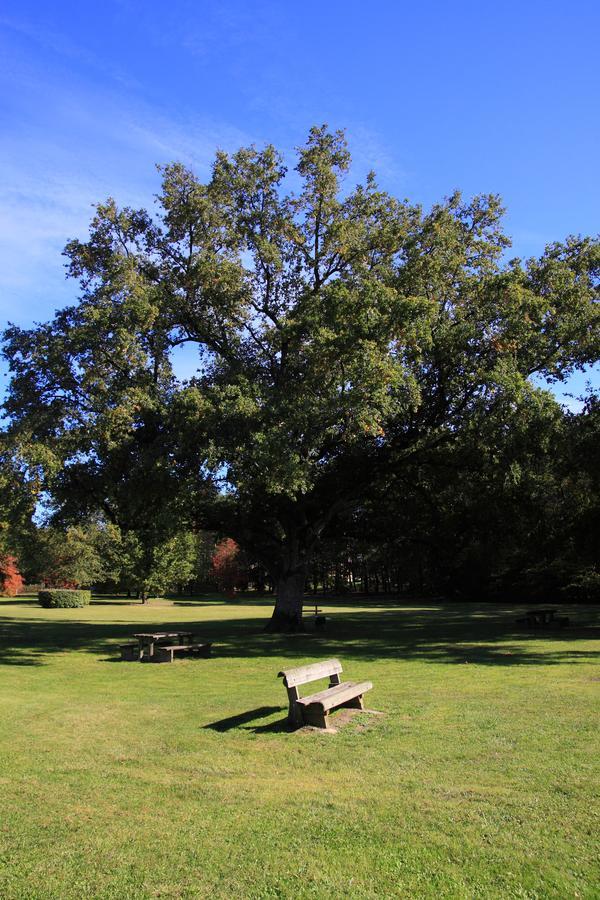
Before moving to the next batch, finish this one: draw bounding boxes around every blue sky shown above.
[1,0,598,402]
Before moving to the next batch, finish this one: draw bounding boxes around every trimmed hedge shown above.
[38,589,91,608]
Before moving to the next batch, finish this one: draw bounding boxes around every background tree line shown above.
[2,389,598,602]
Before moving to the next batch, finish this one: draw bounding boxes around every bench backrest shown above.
[278,658,342,688]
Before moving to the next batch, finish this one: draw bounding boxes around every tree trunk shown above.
[265,568,306,632]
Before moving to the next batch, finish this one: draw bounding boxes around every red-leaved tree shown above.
[0,555,25,597]
[210,538,247,597]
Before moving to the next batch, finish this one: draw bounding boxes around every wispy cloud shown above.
[0,27,402,325]
[179,2,272,60]
[0,13,138,87]
[347,125,409,186]
[0,31,255,325]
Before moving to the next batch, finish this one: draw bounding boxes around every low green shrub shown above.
[561,568,600,602]
[38,589,91,608]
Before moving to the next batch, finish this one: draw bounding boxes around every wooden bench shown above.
[516,609,570,629]
[152,642,212,663]
[278,658,372,730]
[306,602,328,629]
[120,642,142,661]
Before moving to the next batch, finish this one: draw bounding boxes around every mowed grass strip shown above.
[0,597,598,898]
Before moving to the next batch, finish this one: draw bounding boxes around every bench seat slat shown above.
[159,643,208,651]
[152,642,212,662]
[297,680,373,712]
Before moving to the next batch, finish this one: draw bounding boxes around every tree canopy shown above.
[2,126,599,627]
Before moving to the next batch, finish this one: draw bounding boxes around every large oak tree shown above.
[2,127,599,629]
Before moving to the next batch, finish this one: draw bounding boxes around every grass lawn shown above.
[0,595,598,899]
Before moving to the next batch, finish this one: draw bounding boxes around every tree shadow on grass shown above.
[0,597,42,606]
[0,647,46,666]
[171,601,228,607]
[171,599,276,609]
[0,601,598,668]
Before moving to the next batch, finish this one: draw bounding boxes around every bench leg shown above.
[285,686,304,728]
[302,708,329,730]
[288,705,304,728]
[340,694,364,710]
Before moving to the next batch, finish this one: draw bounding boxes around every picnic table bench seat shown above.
[152,642,212,663]
[278,658,372,730]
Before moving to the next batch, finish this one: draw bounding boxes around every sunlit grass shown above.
[0,595,598,898]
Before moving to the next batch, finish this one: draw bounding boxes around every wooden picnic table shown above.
[132,631,194,659]
[524,609,557,626]
[302,602,328,630]
[515,608,570,629]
